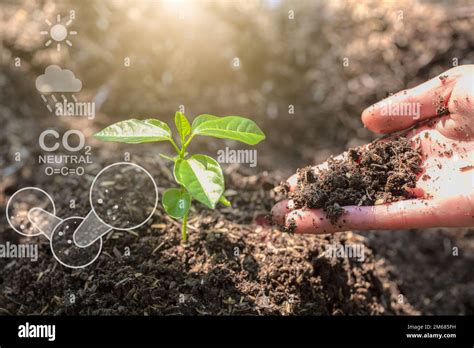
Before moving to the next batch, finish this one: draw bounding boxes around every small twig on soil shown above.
[0,308,12,315]
[152,241,166,254]
[101,251,114,260]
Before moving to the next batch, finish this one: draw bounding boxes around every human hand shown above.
[272,65,474,234]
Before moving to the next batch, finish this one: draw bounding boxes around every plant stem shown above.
[179,134,195,157]
[182,212,188,243]
[169,138,181,154]
[159,153,175,161]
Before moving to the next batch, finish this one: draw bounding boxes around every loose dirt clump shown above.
[280,137,423,226]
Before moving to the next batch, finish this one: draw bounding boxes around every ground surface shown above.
[0,153,418,315]
[1,151,473,315]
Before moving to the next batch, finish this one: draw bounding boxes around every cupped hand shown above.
[272,65,474,234]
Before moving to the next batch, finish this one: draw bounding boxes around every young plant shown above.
[94,112,266,242]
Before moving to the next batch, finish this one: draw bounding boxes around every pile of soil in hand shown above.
[279,137,423,229]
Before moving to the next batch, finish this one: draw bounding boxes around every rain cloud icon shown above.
[35,65,82,93]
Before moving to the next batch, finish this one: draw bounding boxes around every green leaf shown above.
[162,188,191,219]
[174,111,191,142]
[174,154,224,209]
[219,195,231,207]
[94,119,172,144]
[191,114,219,130]
[192,115,265,145]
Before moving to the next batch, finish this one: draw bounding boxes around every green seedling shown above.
[94,112,266,242]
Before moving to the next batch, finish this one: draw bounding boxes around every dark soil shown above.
[0,147,415,315]
[281,138,423,226]
[3,162,472,315]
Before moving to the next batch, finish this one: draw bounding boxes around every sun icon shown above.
[40,14,77,51]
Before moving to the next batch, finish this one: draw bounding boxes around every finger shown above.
[271,199,294,225]
[361,66,470,134]
[285,194,474,234]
